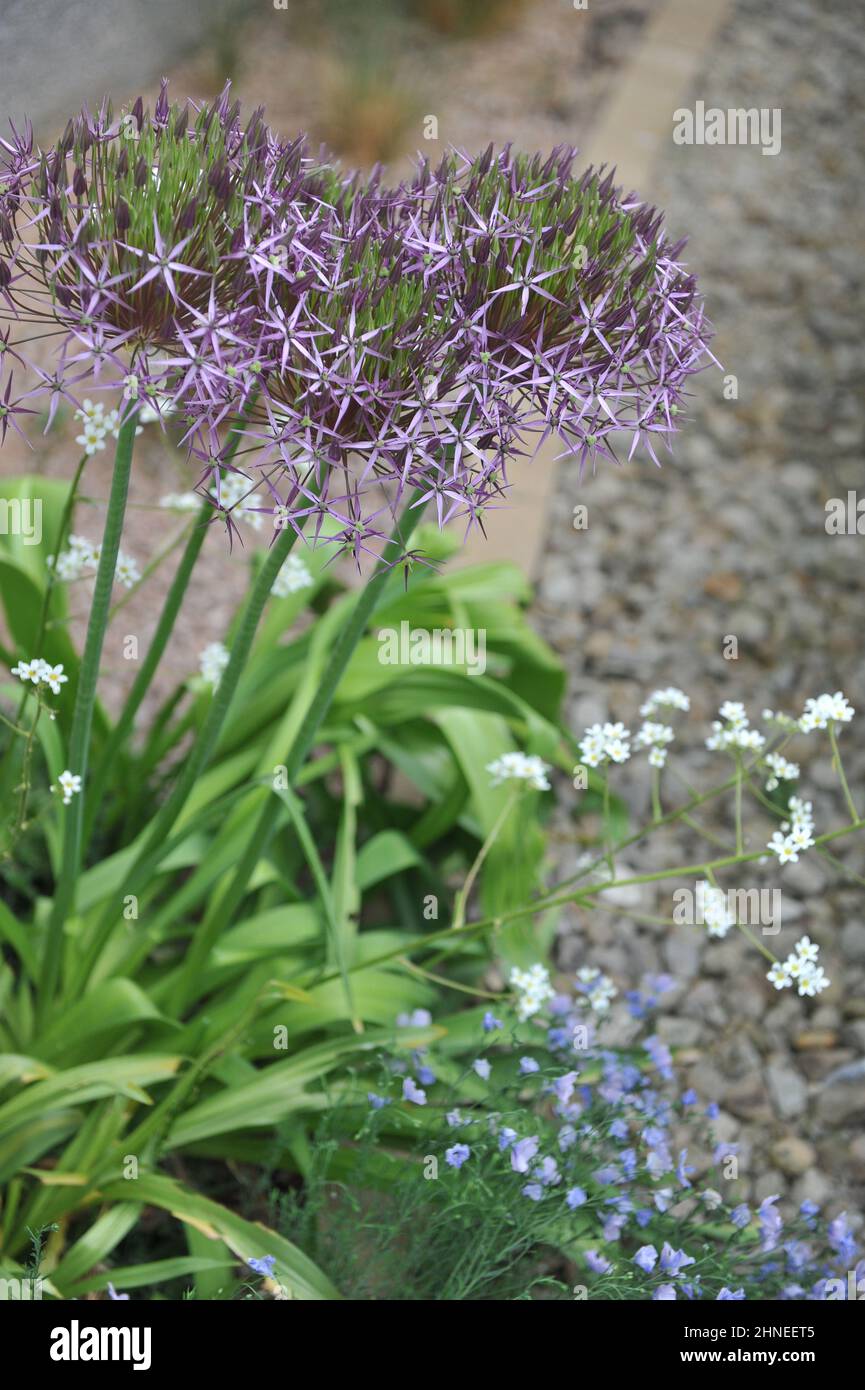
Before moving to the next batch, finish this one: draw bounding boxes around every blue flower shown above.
[645,1035,674,1080]
[402,1077,427,1105]
[828,1211,857,1264]
[653,1284,677,1300]
[731,1204,751,1229]
[659,1242,695,1277]
[510,1136,540,1173]
[603,1213,626,1241]
[482,1011,503,1033]
[248,1255,277,1277]
[396,1009,432,1028]
[519,1056,540,1074]
[497,1126,517,1151]
[416,1065,437,1086]
[681,1088,697,1106]
[585,1250,612,1275]
[445,1143,471,1169]
[705,1101,720,1119]
[535,1155,560,1186]
[758,1195,783,1252]
[676,1148,694,1187]
[619,1147,637,1179]
[566,1186,587,1209]
[552,1070,579,1104]
[446,1109,467,1128]
[522,1182,544,1201]
[558,1124,577,1152]
[636,1209,653,1228]
[717,1287,746,1300]
[367,1091,389,1109]
[472,1058,491,1081]
[107,1282,130,1301]
[634,1245,658,1273]
[609,1118,629,1140]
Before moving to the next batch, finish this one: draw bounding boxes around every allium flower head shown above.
[2,102,713,562]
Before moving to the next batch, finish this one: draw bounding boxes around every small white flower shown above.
[800,691,855,733]
[41,662,68,694]
[218,473,264,530]
[706,702,766,753]
[75,423,107,456]
[767,937,830,997]
[272,553,313,598]
[764,752,799,791]
[510,963,555,1021]
[114,552,141,589]
[160,492,201,512]
[10,657,44,684]
[578,721,631,768]
[486,752,551,792]
[54,769,82,805]
[639,687,690,717]
[696,881,735,938]
[199,641,230,689]
[767,960,791,990]
[74,398,105,426]
[795,935,819,963]
[140,397,174,424]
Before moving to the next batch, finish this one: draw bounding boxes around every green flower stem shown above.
[552,736,791,899]
[0,453,88,808]
[734,752,744,854]
[72,517,301,996]
[705,864,776,964]
[37,411,138,1025]
[828,722,859,823]
[315,817,865,989]
[651,767,662,823]
[452,788,519,932]
[602,771,615,879]
[166,489,425,1017]
[83,403,254,851]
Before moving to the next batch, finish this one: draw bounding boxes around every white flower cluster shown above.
[199,641,230,689]
[272,553,314,598]
[695,880,735,938]
[575,965,617,1013]
[766,936,830,997]
[487,752,551,791]
[639,687,690,717]
[510,963,555,1021]
[74,398,122,455]
[634,720,675,769]
[578,721,631,768]
[217,473,264,530]
[53,769,82,805]
[764,751,800,792]
[705,701,765,753]
[51,534,140,589]
[159,491,200,512]
[799,691,855,732]
[10,657,68,695]
[767,796,815,865]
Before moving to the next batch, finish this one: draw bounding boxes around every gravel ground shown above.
[538,0,865,1221]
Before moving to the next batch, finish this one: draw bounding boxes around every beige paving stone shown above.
[454,0,733,579]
